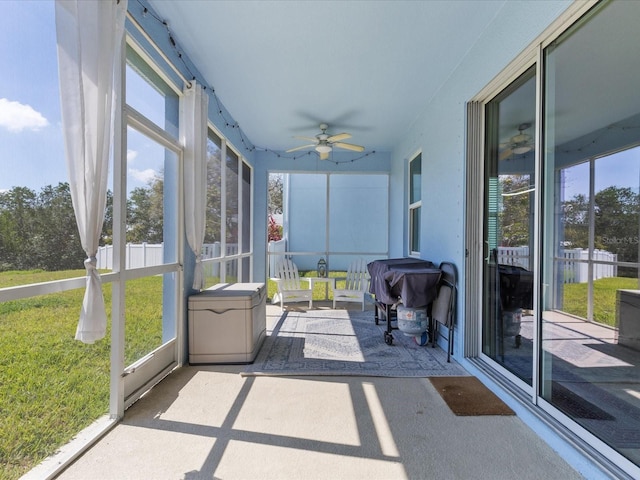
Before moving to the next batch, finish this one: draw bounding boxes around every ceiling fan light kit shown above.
[512,145,532,155]
[499,122,534,159]
[286,123,365,159]
[315,144,332,153]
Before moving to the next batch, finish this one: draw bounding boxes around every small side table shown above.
[306,277,336,308]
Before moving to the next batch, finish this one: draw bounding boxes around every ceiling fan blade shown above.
[511,133,531,144]
[327,132,351,143]
[333,142,365,152]
[499,148,513,161]
[293,136,319,143]
[319,151,330,160]
[286,144,315,153]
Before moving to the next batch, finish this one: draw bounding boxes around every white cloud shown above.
[128,168,158,185]
[127,149,138,162]
[0,98,49,133]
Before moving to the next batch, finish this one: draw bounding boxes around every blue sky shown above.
[0,0,161,195]
[0,1,64,193]
[562,147,640,199]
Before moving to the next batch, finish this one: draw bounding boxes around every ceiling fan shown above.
[499,123,534,160]
[286,123,365,160]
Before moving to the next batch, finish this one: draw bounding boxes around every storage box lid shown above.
[189,282,265,307]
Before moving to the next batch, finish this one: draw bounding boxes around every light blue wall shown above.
[390,0,572,356]
[289,173,327,255]
[281,172,390,272]
[328,174,389,257]
[387,1,607,477]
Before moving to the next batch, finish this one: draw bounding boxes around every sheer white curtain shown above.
[55,0,127,343]
[182,82,210,290]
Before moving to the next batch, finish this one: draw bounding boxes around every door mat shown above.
[429,376,515,416]
[551,381,614,420]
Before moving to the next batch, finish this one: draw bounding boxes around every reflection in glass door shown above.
[541,1,640,465]
[482,67,536,386]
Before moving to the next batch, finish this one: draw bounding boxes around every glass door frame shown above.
[471,50,542,403]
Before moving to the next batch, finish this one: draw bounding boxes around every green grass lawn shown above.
[562,276,638,326]
[0,271,162,480]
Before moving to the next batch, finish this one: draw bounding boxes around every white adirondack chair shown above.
[333,258,370,311]
[272,258,312,311]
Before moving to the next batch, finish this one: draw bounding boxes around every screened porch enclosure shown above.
[266,172,390,284]
[5,1,640,479]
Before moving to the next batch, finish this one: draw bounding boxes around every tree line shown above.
[2,174,635,272]
[562,185,640,264]
[0,181,164,272]
[500,175,640,269]
[0,153,238,272]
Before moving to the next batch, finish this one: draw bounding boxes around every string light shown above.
[557,122,640,155]
[133,0,378,163]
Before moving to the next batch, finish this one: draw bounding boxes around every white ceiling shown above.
[147,0,510,154]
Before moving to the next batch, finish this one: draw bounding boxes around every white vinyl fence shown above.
[497,246,617,283]
[267,239,286,277]
[561,248,618,283]
[201,243,239,277]
[96,243,164,270]
[97,243,616,284]
[97,242,238,272]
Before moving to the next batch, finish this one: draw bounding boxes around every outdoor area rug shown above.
[429,376,515,416]
[242,309,467,377]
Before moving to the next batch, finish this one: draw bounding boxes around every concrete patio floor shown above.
[54,370,584,480]
[49,303,588,479]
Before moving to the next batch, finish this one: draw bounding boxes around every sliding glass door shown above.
[482,67,536,386]
[541,0,640,465]
[475,1,640,473]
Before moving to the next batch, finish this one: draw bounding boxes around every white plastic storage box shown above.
[188,283,266,364]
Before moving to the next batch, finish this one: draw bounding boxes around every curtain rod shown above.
[126,10,192,88]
